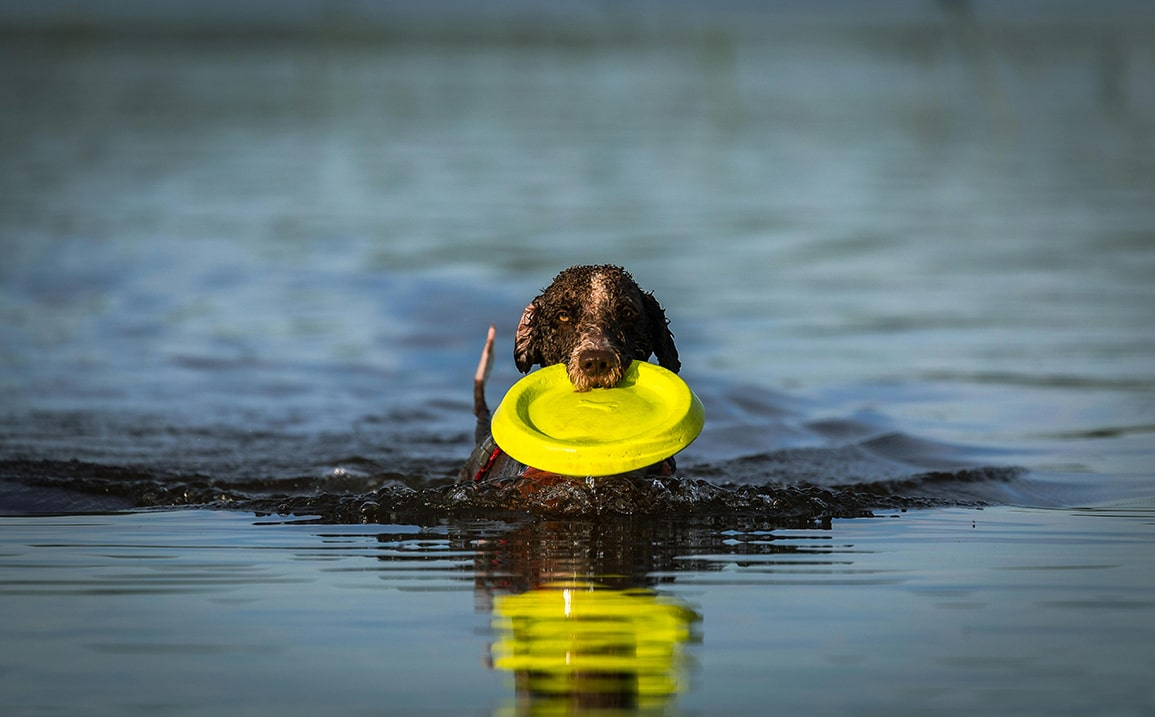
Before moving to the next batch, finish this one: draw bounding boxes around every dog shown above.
[463,265,681,483]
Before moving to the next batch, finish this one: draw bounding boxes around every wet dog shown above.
[463,265,680,482]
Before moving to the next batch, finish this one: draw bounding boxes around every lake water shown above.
[2,507,1153,716]
[2,5,1154,715]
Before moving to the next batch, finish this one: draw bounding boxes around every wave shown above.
[0,451,1024,524]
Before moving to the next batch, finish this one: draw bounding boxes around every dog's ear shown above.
[514,300,542,374]
[642,291,680,374]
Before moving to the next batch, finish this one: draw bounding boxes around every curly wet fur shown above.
[514,265,679,391]
[464,265,681,480]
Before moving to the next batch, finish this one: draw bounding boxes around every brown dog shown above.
[464,265,681,482]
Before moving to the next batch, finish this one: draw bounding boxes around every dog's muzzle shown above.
[569,336,624,391]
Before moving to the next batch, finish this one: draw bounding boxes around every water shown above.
[2,508,1153,716]
[2,3,1155,714]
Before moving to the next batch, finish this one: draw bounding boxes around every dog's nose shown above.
[578,348,619,382]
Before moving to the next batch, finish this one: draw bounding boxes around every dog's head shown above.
[514,265,680,392]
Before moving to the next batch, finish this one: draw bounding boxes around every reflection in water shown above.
[467,520,710,714]
[359,514,851,714]
[491,581,700,714]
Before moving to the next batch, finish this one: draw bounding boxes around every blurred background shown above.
[1,0,1153,496]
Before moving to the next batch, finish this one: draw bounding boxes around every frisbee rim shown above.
[491,361,704,476]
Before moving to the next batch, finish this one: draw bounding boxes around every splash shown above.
[0,458,1022,523]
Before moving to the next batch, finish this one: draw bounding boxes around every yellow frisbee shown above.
[491,361,704,476]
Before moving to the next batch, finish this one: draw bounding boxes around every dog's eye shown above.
[556,310,571,323]
[619,304,639,322]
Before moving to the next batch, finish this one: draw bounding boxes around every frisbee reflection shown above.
[470,520,709,714]
[490,580,701,713]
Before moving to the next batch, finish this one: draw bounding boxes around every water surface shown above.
[1,5,1155,714]
[3,507,1154,716]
